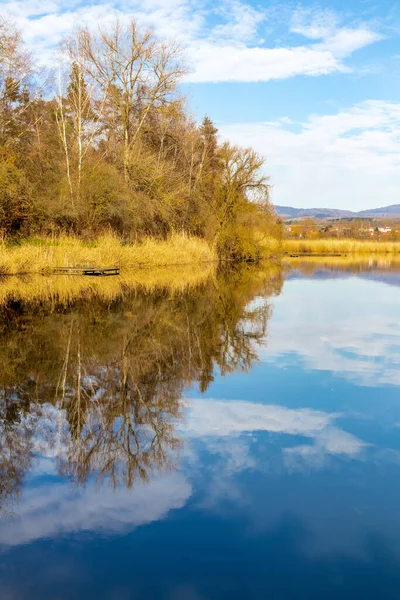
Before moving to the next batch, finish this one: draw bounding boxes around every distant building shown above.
[378,227,392,234]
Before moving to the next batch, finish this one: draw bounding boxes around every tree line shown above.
[0,15,280,258]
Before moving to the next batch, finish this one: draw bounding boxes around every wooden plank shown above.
[287,253,345,258]
[48,266,120,276]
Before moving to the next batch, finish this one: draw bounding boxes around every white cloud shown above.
[219,100,400,210]
[1,0,383,82]
[179,2,382,83]
[320,28,382,56]
[185,42,346,83]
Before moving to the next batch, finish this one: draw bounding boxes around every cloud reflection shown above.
[0,473,191,547]
[0,396,366,547]
[184,399,366,459]
[262,278,400,387]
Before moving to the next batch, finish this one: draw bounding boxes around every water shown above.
[1,261,400,599]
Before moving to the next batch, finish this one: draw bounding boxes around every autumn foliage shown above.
[0,16,280,260]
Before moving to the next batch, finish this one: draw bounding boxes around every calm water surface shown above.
[1,261,400,599]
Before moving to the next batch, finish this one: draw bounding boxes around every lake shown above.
[1,259,400,599]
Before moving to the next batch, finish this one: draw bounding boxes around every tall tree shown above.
[0,16,33,147]
[65,20,186,182]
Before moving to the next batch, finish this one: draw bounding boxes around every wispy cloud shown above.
[290,5,383,53]
[219,100,400,209]
[1,0,384,82]
[210,0,268,43]
[290,6,341,39]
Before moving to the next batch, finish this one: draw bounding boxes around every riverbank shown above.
[2,235,399,281]
[0,230,283,277]
[283,239,400,255]
[0,257,284,307]
[0,234,217,276]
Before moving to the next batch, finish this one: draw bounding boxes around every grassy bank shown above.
[283,239,400,255]
[0,264,217,305]
[0,233,217,276]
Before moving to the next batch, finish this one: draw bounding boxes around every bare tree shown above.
[65,19,186,181]
[0,16,33,145]
[55,67,74,205]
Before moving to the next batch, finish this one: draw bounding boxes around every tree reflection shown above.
[0,264,283,510]
[0,394,34,516]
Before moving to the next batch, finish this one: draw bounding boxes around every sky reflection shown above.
[1,266,400,599]
[262,277,400,387]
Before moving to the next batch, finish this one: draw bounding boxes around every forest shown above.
[0,15,281,261]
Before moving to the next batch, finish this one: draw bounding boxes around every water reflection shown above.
[2,260,400,599]
[262,275,400,387]
[0,264,283,513]
[185,399,366,458]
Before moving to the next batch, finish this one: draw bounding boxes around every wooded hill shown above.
[0,15,280,259]
[276,205,400,220]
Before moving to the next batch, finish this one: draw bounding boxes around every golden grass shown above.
[283,238,400,255]
[0,233,217,276]
[0,233,219,305]
[0,263,216,306]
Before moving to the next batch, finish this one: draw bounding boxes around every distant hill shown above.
[275,204,400,220]
[358,205,400,217]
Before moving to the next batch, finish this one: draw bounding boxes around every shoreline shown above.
[0,234,217,277]
[283,239,400,254]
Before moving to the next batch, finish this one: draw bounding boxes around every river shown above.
[0,259,400,599]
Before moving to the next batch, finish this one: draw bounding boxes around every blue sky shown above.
[2,0,400,210]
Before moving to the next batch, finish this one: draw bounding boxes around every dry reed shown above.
[0,233,217,276]
[283,238,400,255]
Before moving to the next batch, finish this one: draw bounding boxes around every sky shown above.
[1,0,400,210]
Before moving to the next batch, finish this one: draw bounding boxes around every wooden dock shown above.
[49,266,120,276]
